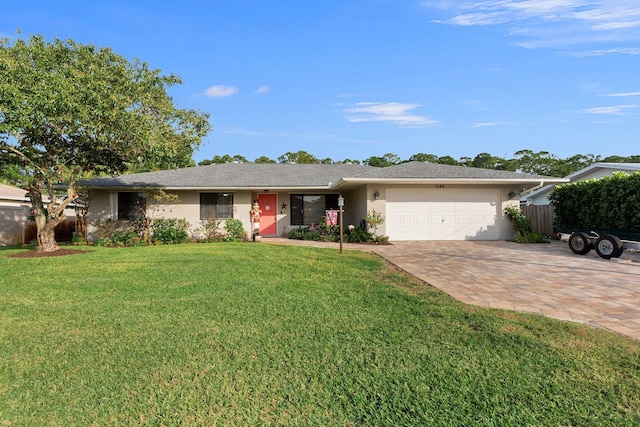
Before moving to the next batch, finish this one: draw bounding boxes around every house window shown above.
[200,193,233,219]
[290,194,339,226]
[118,192,146,220]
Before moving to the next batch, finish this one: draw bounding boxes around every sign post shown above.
[337,195,344,254]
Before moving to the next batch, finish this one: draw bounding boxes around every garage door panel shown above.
[442,204,457,215]
[415,215,428,227]
[387,188,500,241]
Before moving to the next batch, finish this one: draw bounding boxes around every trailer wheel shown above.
[568,232,592,255]
[613,236,625,258]
[595,235,623,259]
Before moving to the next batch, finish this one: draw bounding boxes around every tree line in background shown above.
[196,150,640,178]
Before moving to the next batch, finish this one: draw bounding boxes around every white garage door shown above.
[386,188,500,241]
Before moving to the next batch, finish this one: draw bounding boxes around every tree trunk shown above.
[37,219,60,252]
[29,183,64,252]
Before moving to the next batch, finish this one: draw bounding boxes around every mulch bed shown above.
[8,249,89,258]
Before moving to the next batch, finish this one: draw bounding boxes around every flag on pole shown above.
[325,210,338,226]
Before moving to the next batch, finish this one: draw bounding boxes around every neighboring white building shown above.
[0,183,78,246]
[521,163,640,206]
[0,183,31,245]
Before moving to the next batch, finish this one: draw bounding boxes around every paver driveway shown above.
[266,238,640,341]
[371,240,640,341]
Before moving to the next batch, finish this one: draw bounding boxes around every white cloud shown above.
[254,85,270,94]
[343,102,437,126]
[203,85,238,97]
[559,47,640,57]
[425,1,640,49]
[579,104,638,114]
[473,121,510,128]
[429,0,594,26]
[604,91,640,97]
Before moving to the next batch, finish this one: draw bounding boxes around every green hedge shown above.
[549,171,640,230]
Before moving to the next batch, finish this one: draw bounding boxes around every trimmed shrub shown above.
[92,219,143,247]
[151,218,190,244]
[288,227,322,241]
[223,219,246,241]
[549,171,640,230]
[197,218,225,242]
[288,221,373,243]
[344,226,372,243]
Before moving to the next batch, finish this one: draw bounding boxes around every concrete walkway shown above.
[265,238,640,341]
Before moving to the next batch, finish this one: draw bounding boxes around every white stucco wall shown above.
[363,185,387,237]
[343,186,369,229]
[86,189,255,241]
[85,191,110,241]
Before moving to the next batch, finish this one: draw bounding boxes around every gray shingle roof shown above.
[77,163,377,189]
[0,183,28,199]
[354,161,554,180]
[77,161,564,190]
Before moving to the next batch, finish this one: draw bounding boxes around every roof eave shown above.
[0,196,31,203]
[83,185,334,192]
[336,177,569,186]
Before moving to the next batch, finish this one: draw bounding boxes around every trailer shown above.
[556,227,640,259]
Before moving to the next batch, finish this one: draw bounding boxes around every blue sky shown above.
[3,1,640,163]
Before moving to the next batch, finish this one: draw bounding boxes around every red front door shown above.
[258,193,277,236]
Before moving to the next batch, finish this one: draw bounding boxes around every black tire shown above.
[608,234,624,258]
[595,235,623,259]
[613,236,625,258]
[568,232,592,255]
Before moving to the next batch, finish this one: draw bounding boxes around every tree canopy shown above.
[198,154,248,166]
[194,150,639,177]
[277,151,320,164]
[0,34,211,251]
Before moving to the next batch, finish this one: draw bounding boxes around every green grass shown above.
[1,243,639,426]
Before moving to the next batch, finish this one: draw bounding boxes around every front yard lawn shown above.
[1,243,639,425]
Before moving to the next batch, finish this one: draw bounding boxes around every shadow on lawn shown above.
[6,247,89,258]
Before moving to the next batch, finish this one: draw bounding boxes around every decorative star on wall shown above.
[280,203,287,210]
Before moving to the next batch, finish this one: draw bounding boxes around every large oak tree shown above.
[0,34,211,252]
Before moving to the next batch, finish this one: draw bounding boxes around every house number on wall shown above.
[435,184,445,189]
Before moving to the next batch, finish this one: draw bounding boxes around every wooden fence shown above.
[24,219,77,244]
[521,205,556,238]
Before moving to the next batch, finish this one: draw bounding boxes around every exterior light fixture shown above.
[374,190,380,200]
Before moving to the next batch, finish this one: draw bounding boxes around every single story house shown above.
[521,162,640,206]
[78,161,567,242]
